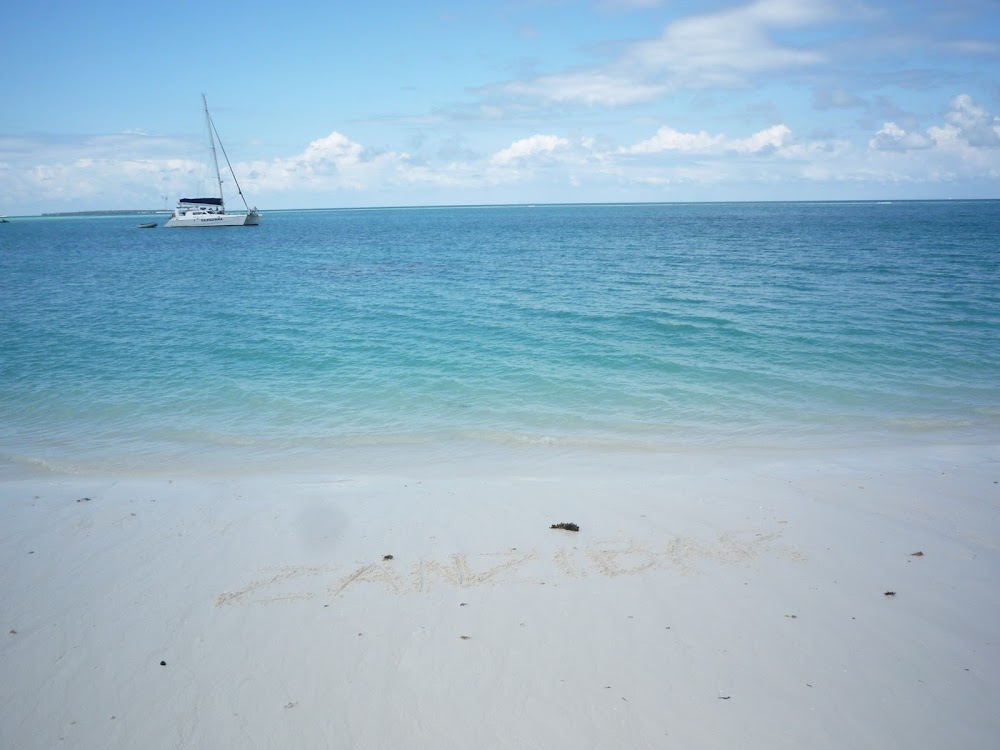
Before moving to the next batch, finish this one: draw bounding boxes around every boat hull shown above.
[164,212,260,228]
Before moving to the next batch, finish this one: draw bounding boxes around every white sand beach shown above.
[2,443,998,749]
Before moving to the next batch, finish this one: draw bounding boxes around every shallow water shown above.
[1,201,998,474]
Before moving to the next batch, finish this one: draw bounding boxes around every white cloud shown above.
[871,95,1000,153]
[494,0,838,106]
[869,122,932,151]
[730,124,793,153]
[241,131,415,193]
[300,132,365,165]
[940,94,1000,147]
[3,93,1000,214]
[623,124,792,155]
[624,0,832,82]
[624,127,724,154]
[500,73,666,107]
[491,134,570,165]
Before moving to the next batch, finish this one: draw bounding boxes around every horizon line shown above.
[20,196,1000,219]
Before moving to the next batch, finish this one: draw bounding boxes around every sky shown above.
[2,0,999,214]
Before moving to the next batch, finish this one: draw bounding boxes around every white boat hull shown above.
[164,211,260,228]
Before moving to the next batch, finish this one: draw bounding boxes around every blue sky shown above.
[2,0,999,214]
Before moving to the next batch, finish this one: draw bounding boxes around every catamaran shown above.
[165,94,260,228]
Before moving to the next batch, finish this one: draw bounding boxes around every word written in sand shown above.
[216,529,802,608]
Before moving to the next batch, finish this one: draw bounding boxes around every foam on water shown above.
[1,202,998,475]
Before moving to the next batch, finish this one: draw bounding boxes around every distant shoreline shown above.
[40,209,170,217]
[27,197,1000,218]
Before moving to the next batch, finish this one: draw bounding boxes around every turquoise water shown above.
[1,202,998,474]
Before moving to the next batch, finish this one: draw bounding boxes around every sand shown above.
[2,443,998,749]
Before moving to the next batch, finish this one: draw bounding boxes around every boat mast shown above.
[210,115,254,213]
[202,93,224,204]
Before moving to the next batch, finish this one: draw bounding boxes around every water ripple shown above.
[2,202,999,472]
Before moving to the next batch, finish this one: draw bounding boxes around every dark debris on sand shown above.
[550,522,580,532]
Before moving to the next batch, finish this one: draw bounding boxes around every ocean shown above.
[1,201,998,475]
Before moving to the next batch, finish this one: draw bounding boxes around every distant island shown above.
[41,209,170,217]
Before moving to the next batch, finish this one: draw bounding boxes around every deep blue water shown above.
[1,202,998,474]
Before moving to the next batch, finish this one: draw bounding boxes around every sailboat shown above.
[164,94,261,228]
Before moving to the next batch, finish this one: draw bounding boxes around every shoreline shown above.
[2,441,998,748]
[4,425,998,481]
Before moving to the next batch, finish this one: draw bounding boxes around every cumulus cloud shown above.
[623,127,724,154]
[4,92,1000,214]
[241,131,415,193]
[938,94,1000,147]
[299,132,365,165]
[733,125,793,153]
[623,124,792,155]
[869,122,932,151]
[491,134,570,165]
[871,95,1000,152]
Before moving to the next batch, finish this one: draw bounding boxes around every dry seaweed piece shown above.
[382,554,394,560]
[910,551,924,557]
[550,522,580,532]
